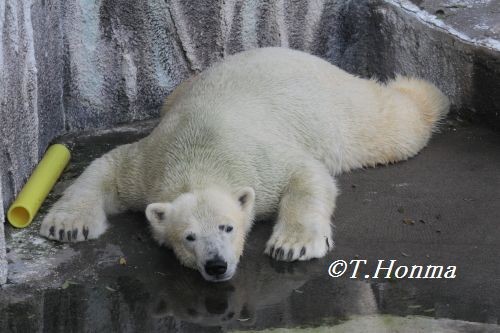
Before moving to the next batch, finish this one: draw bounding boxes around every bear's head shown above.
[145,186,255,282]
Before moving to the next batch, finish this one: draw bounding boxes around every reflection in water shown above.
[3,268,499,332]
[1,212,499,332]
[0,261,378,332]
[4,253,498,332]
[1,215,500,332]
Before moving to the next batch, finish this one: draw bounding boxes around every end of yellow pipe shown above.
[7,144,71,228]
[7,205,32,228]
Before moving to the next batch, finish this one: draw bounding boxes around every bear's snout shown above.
[204,257,228,276]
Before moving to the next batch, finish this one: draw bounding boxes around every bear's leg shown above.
[40,145,128,242]
[265,161,337,261]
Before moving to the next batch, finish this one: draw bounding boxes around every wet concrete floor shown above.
[1,120,499,332]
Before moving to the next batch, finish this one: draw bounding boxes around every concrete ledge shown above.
[382,1,500,127]
[334,0,500,127]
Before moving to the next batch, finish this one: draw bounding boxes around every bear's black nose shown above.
[205,259,227,276]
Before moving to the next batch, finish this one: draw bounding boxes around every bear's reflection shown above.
[143,249,377,329]
[1,222,378,332]
[146,257,315,327]
[1,250,378,332]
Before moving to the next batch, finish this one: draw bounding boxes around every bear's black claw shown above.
[287,249,294,261]
[49,226,55,237]
[300,247,306,257]
[72,229,78,240]
[276,247,284,259]
[67,230,72,241]
[326,237,330,250]
[59,229,64,241]
[83,227,89,240]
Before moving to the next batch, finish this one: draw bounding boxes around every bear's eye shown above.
[186,234,196,242]
[218,225,233,233]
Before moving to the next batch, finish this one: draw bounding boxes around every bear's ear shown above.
[145,203,172,226]
[234,187,255,214]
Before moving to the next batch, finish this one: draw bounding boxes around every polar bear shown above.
[40,47,449,282]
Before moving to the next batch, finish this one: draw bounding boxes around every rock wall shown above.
[1,0,499,284]
[0,185,5,284]
[342,0,500,126]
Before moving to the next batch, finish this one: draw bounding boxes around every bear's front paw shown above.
[40,205,107,242]
[264,221,333,261]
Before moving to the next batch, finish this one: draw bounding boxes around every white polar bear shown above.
[40,47,449,282]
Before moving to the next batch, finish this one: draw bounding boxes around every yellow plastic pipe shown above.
[7,144,71,228]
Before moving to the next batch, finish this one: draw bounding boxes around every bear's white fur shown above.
[40,47,449,281]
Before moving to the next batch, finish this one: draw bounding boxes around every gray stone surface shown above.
[412,0,500,41]
[1,121,499,331]
[0,183,6,285]
[1,0,499,285]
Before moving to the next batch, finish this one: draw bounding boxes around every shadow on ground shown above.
[1,120,499,332]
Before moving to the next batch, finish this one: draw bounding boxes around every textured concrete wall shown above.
[60,0,348,131]
[343,0,500,126]
[1,0,62,284]
[0,182,6,285]
[1,0,66,225]
[1,0,499,284]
